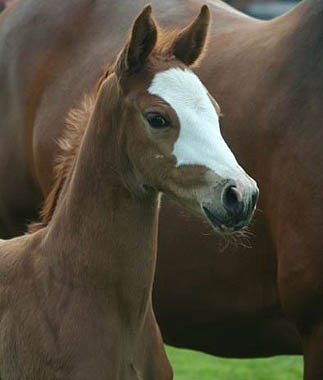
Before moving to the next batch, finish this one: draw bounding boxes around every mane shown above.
[27,93,96,233]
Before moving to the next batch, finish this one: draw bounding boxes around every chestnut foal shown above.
[0,5,257,379]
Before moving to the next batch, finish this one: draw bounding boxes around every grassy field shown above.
[166,346,303,380]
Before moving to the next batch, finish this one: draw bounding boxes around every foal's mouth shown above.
[202,206,245,235]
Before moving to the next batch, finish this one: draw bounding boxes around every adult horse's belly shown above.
[154,199,302,357]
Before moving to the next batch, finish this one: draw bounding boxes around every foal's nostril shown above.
[222,185,244,216]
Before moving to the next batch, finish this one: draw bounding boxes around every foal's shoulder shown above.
[0,231,45,281]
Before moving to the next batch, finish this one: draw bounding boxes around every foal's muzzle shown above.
[202,180,259,234]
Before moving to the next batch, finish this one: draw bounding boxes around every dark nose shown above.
[222,184,244,218]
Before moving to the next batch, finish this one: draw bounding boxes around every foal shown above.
[0,5,257,379]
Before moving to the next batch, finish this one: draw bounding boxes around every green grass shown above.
[166,346,303,380]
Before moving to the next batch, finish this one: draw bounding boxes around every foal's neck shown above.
[45,77,160,310]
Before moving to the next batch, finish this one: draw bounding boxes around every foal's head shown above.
[99,5,258,233]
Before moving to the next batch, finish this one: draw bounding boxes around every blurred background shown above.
[0,0,300,19]
[166,346,302,379]
[227,0,298,19]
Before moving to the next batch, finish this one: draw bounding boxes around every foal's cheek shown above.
[129,144,158,184]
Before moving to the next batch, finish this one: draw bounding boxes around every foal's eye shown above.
[145,113,170,129]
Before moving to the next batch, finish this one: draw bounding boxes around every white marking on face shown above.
[148,68,243,177]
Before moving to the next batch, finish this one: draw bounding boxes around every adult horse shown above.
[0,5,258,378]
[0,0,322,378]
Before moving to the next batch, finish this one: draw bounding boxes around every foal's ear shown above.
[170,5,210,66]
[116,5,157,76]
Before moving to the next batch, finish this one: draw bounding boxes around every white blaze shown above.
[148,68,242,177]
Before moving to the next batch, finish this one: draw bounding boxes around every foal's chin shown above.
[201,205,255,235]
[170,196,254,236]
[164,196,242,236]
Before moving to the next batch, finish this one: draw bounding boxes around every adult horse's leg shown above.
[279,248,323,380]
[0,171,41,238]
[275,190,323,380]
[303,326,323,380]
[279,243,323,380]
[0,89,43,238]
[0,111,42,238]
[0,2,45,238]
